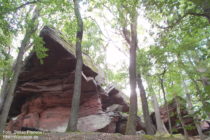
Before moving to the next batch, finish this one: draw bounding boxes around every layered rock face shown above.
[151,97,210,136]
[7,27,129,133]
[7,90,102,132]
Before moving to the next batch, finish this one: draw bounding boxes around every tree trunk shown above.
[137,74,156,135]
[0,50,12,112]
[151,93,168,134]
[0,76,9,112]
[175,97,189,140]
[187,74,210,118]
[160,77,172,134]
[66,0,83,132]
[178,58,210,118]
[186,93,205,140]
[146,77,168,134]
[181,73,205,139]
[125,13,138,135]
[0,7,40,133]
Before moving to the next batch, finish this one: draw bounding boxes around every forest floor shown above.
[1,132,209,140]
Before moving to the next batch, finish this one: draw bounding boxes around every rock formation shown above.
[6,26,131,133]
[151,97,210,136]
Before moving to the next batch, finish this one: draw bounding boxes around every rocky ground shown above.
[1,132,210,140]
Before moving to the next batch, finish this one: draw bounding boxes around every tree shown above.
[143,0,210,126]
[0,47,12,113]
[0,0,15,113]
[175,96,189,140]
[151,92,168,134]
[0,0,75,133]
[124,4,138,135]
[142,0,210,31]
[146,77,168,134]
[104,0,139,134]
[66,0,84,131]
[113,0,141,134]
[158,70,172,134]
[137,74,156,134]
[136,50,158,135]
[0,6,41,133]
[185,92,205,140]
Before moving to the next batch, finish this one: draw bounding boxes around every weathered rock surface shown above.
[114,112,145,134]
[7,90,103,131]
[6,26,130,133]
[77,114,114,132]
[151,97,210,136]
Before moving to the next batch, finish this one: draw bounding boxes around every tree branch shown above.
[154,14,188,30]
[188,12,210,23]
[153,11,210,30]
[15,0,41,12]
[122,27,131,45]
[188,12,206,17]
[1,0,41,16]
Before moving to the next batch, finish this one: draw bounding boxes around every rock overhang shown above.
[7,26,130,133]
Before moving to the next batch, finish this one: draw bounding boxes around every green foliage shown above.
[184,124,196,131]
[137,49,152,75]
[32,34,47,64]
[171,128,178,133]
[106,68,128,88]
[64,19,77,40]
[143,0,210,118]
[82,20,102,55]
[0,52,12,79]
[142,0,209,26]
[0,1,15,80]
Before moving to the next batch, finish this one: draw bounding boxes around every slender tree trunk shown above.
[175,97,189,140]
[146,78,168,134]
[0,50,12,112]
[186,52,210,99]
[66,0,83,132]
[160,77,172,134]
[186,94,205,140]
[181,74,204,139]
[125,13,138,135]
[151,93,168,134]
[201,77,210,99]
[188,75,210,118]
[0,76,9,112]
[0,7,40,134]
[178,58,210,118]
[137,74,156,135]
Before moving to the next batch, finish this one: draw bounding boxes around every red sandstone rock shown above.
[7,91,103,132]
[151,97,210,136]
[7,26,129,133]
[22,113,39,128]
[6,114,24,131]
